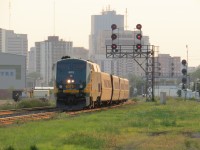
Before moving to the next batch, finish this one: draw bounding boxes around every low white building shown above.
[0,53,26,90]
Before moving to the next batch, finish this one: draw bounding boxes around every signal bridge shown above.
[106,24,156,101]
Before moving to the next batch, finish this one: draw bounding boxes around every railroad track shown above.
[0,107,60,126]
[67,100,135,116]
[0,112,55,125]
[0,106,57,118]
[0,110,14,116]
[0,100,135,126]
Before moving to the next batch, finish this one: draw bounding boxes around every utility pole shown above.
[186,45,189,90]
[186,45,188,68]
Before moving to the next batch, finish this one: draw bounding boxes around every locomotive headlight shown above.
[67,79,71,84]
[71,80,74,83]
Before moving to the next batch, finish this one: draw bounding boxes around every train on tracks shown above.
[53,56,129,109]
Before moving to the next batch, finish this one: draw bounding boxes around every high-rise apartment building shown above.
[155,54,181,78]
[27,47,36,74]
[0,28,28,56]
[33,36,73,86]
[89,10,124,57]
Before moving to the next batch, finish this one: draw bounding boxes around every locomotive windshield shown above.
[56,59,87,89]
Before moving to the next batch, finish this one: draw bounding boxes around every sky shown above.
[0,0,200,67]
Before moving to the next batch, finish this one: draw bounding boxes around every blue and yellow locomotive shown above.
[53,57,129,109]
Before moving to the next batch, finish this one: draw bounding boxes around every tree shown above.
[128,74,145,97]
[189,67,200,92]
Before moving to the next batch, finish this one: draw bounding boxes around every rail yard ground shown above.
[1,98,200,150]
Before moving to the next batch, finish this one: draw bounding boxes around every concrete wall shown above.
[154,86,178,97]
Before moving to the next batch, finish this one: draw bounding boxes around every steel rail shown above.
[0,100,135,126]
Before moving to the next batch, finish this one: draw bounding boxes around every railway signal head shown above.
[111,44,117,50]
[111,24,118,52]
[136,33,142,40]
[136,44,142,49]
[136,24,142,30]
[111,24,117,30]
[182,68,187,75]
[181,59,187,90]
[182,59,187,66]
[111,34,117,40]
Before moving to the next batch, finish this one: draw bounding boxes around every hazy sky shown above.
[0,0,200,67]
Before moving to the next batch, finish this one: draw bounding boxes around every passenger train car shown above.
[53,57,129,109]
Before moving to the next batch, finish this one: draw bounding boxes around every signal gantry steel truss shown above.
[106,45,155,101]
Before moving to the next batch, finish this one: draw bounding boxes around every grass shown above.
[0,99,54,110]
[1,98,200,149]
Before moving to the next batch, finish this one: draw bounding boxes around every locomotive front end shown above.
[55,58,90,109]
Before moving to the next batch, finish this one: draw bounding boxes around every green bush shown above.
[16,99,51,109]
[0,99,54,110]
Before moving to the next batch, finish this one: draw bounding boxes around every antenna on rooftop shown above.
[53,0,55,36]
[101,7,105,14]
[9,0,11,29]
[125,8,128,30]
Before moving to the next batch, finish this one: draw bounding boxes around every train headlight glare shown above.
[67,79,71,83]
[72,80,74,83]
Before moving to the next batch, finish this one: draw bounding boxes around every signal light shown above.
[182,59,187,66]
[111,34,117,40]
[111,44,117,49]
[136,34,142,40]
[136,44,142,49]
[182,68,187,75]
[136,24,142,30]
[111,24,117,30]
